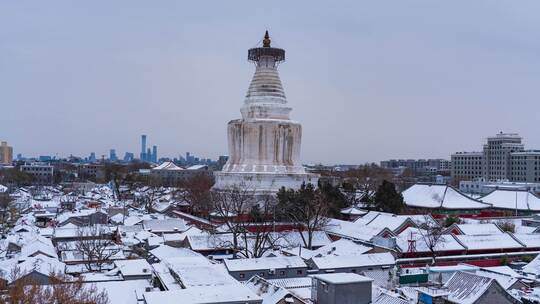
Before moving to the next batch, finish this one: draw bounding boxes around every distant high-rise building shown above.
[123,152,134,162]
[482,133,523,181]
[0,141,13,165]
[89,152,96,163]
[152,145,157,163]
[109,149,117,161]
[140,135,147,161]
[451,132,540,182]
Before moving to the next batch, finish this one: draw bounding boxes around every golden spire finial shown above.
[263,30,271,47]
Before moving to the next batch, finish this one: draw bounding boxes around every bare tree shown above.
[75,226,120,272]
[210,185,255,258]
[414,215,445,263]
[238,197,282,258]
[178,174,214,216]
[340,164,394,207]
[209,185,283,258]
[1,269,109,304]
[141,186,159,214]
[276,183,331,250]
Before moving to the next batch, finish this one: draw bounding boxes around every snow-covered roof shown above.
[312,272,373,284]
[168,264,237,288]
[143,284,262,304]
[340,206,368,216]
[114,259,152,277]
[224,256,307,272]
[271,231,331,249]
[444,271,501,304]
[310,252,395,270]
[149,245,203,262]
[152,162,184,171]
[402,184,491,210]
[454,233,524,250]
[124,215,143,226]
[522,254,540,275]
[325,218,393,242]
[311,239,372,258]
[373,292,410,304]
[53,225,112,239]
[86,279,153,304]
[11,255,66,282]
[19,238,57,260]
[479,189,540,211]
[354,212,416,233]
[452,223,504,235]
[56,209,107,224]
[186,234,234,251]
[109,213,125,224]
[512,233,540,248]
[142,219,187,233]
[482,266,521,278]
[244,276,299,304]
[186,165,207,170]
[474,269,521,290]
[396,227,465,253]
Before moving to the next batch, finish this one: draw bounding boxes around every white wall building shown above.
[460,178,540,195]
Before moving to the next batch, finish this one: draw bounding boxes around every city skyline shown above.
[2,1,540,163]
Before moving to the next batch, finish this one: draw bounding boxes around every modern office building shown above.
[88,152,97,163]
[109,149,117,161]
[0,141,13,165]
[140,135,147,161]
[123,152,134,162]
[509,150,540,182]
[451,152,484,182]
[451,132,539,182]
[152,145,157,163]
[482,133,524,181]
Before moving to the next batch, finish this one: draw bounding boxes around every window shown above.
[322,282,329,293]
[280,271,285,276]
[239,273,245,279]
[259,272,265,277]
[296,270,303,275]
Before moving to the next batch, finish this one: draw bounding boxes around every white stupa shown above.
[213,31,318,194]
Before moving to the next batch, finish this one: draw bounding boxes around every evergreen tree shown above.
[374,180,404,214]
[318,181,347,217]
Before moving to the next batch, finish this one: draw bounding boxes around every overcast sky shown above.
[1,1,539,164]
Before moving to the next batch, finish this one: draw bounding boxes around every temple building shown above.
[213,31,318,194]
